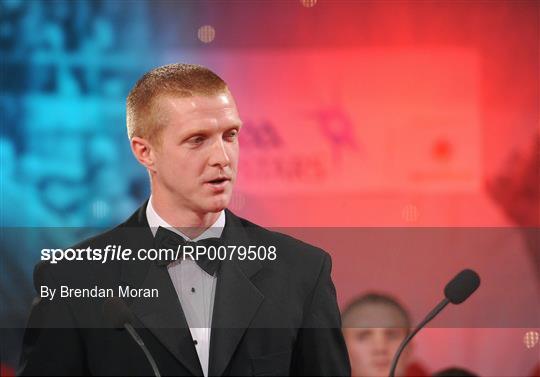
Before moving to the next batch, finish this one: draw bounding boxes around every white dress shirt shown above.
[146,197,225,377]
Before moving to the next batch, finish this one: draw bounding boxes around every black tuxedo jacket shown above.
[19,203,350,376]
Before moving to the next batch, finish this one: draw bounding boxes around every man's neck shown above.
[150,194,221,240]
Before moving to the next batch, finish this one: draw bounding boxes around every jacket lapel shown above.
[119,203,264,377]
[119,202,204,376]
[208,210,264,377]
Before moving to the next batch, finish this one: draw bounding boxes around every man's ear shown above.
[131,136,156,172]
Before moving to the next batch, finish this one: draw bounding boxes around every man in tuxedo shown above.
[19,63,350,376]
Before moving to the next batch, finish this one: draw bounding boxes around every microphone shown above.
[103,297,161,377]
[444,269,481,304]
[389,269,481,377]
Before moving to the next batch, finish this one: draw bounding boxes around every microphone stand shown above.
[389,298,450,377]
[124,323,162,377]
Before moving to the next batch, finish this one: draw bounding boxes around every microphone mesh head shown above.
[444,269,481,304]
[102,297,135,329]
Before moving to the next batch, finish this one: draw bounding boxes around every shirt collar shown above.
[146,196,225,241]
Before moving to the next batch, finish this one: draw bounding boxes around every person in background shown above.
[486,133,539,377]
[342,292,428,377]
[486,134,539,281]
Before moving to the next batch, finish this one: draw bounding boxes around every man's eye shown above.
[188,136,205,145]
[225,130,238,139]
[386,329,405,340]
[355,330,371,341]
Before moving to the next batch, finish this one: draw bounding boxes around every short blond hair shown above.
[126,63,228,142]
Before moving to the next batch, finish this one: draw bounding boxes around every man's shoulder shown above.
[35,226,126,285]
[35,205,149,284]
[229,211,334,299]
[228,210,330,268]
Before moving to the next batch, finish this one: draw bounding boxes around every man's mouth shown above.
[205,177,231,189]
[207,177,230,185]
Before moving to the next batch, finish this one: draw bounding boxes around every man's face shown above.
[147,91,242,214]
[343,304,410,377]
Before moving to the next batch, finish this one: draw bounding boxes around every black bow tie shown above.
[154,226,222,276]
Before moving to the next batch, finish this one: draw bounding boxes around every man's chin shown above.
[202,197,231,213]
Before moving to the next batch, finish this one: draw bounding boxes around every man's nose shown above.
[208,138,230,167]
[372,332,390,354]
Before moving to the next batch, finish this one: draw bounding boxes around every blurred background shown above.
[1,0,539,376]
